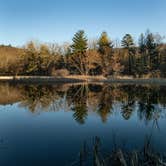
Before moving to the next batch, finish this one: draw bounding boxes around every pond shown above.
[0,83,166,165]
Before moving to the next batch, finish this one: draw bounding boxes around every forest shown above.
[0,30,166,78]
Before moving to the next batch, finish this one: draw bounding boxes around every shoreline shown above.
[0,76,166,84]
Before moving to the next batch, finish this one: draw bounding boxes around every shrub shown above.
[142,70,161,78]
[51,69,69,77]
[150,70,161,78]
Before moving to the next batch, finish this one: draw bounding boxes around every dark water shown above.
[0,83,166,165]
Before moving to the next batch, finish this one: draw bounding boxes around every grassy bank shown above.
[0,75,166,84]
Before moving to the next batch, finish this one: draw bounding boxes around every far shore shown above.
[0,75,166,84]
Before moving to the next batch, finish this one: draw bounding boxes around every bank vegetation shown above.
[0,30,166,78]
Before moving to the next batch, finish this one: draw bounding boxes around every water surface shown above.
[0,83,166,165]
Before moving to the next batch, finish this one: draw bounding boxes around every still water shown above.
[0,83,166,165]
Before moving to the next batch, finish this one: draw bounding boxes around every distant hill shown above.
[0,45,24,75]
[0,44,23,58]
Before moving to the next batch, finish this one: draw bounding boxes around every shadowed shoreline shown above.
[0,76,166,84]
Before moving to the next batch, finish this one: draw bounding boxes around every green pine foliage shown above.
[138,33,148,75]
[121,34,136,75]
[145,31,159,71]
[121,34,134,48]
[71,30,88,53]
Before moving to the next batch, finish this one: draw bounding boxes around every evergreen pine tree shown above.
[71,30,88,53]
[24,41,40,75]
[145,31,159,71]
[98,32,113,55]
[98,32,114,75]
[69,30,88,75]
[121,34,136,75]
[138,33,148,75]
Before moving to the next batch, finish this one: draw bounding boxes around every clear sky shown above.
[0,0,166,46]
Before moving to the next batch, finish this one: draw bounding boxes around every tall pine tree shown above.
[69,30,88,75]
[71,30,88,53]
[138,33,148,75]
[145,31,159,71]
[121,34,136,75]
[98,32,114,75]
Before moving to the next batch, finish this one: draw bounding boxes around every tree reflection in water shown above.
[0,83,166,124]
[71,110,166,166]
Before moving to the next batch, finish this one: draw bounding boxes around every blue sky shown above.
[0,0,166,46]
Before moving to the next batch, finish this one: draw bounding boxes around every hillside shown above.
[0,45,24,75]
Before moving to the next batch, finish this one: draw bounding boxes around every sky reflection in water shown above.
[0,83,166,165]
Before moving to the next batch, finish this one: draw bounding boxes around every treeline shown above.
[0,30,166,77]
